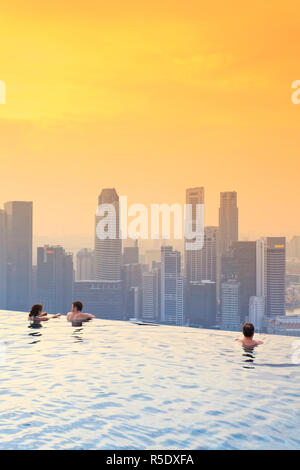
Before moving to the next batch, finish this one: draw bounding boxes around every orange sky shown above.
[0,1,300,250]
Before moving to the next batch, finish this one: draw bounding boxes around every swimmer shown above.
[28,303,61,324]
[66,301,95,326]
[235,322,266,348]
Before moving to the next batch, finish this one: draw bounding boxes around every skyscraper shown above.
[37,245,73,314]
[199,226,218,282]
[0,210,7,309]
[93,188,123,319]
[145,249,161,268]
[185,187,205,284]
[161,246,184,325]
[221,279,240,331]
[122,262,147,319]
[288,236,300,259]
[256,237,286,318]
[249,296,265,332]
[256,238,265,298]
[95,188,122,281]
[128,286,140,319]
[76,248,95,281]
[221,241,256,323]
[123,240,139,265]
[5,201,32,312]
[218,191,238,253]
[142,269,160,322]
[188,280,217,328]
[265,237,286,317]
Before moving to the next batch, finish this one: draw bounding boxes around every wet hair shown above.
[242,322,255,338]
[72,301,83,312]
[29,304,43,318]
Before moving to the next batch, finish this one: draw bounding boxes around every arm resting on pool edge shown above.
[66,312,95,322]
[79,313,95,321]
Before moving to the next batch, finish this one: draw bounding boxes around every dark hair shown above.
[29,304,43,318]
[72,301,83,312]
[242,322,255,338]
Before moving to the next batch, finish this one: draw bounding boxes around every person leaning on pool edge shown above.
[66,301,95,325]
[28,303,61,325]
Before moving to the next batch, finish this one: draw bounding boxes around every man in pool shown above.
[66,301,95,326]
[235,322,265,348]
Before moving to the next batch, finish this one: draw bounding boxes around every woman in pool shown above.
[28,304,61,325]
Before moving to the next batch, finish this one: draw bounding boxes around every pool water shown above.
[0,311,299,450]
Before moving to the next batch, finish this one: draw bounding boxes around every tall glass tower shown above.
[218,191,238,253]
[184,186,205,283]
[4,201,33,312]
[260,237,286,317]
[95,188,122,281]
[161,246,184,326]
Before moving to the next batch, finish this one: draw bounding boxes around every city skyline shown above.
[0,186,297,334]
[2,185,299,251]
[1,3,300,244]
[0,188,299,259]
[1,184,298,262]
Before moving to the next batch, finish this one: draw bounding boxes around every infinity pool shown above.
[0,311,299,449]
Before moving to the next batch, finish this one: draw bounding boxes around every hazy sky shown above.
[0,1,300,250]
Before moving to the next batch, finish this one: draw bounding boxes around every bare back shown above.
[67,311,95,323]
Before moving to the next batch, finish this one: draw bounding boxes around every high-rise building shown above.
[76,248,95,280]
[5,201,32,312]
[32,265,37,302]
[185,187,205,284]
[95,188,122,281]
[221,279,240,331]
[288,236,300,259]
[37,245,73,314]
[0,210,7,309]
[221,241,256,323]
[188,280,217,328]
[199,226,218,282]
[145,249,161,268]
[128,287,140,319]
[123,240,139,265]
[186,226,218,323]
[256,238,265,298]
[218,191,238,253]
[122,263,147,319]
[265,237,286,317]
[161,246,184,325]
[73,280,123,320]
[249,296,265,332]
[217,191,238,315]
[256,237,286,318]
[142,268,160,322]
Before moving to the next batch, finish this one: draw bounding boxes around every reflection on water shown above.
[241,345,255,369]
[71,321,83,327]
[28,323,43,329]
[28,325,43,344]
[0,311,299,450]
[72,327,84,343]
